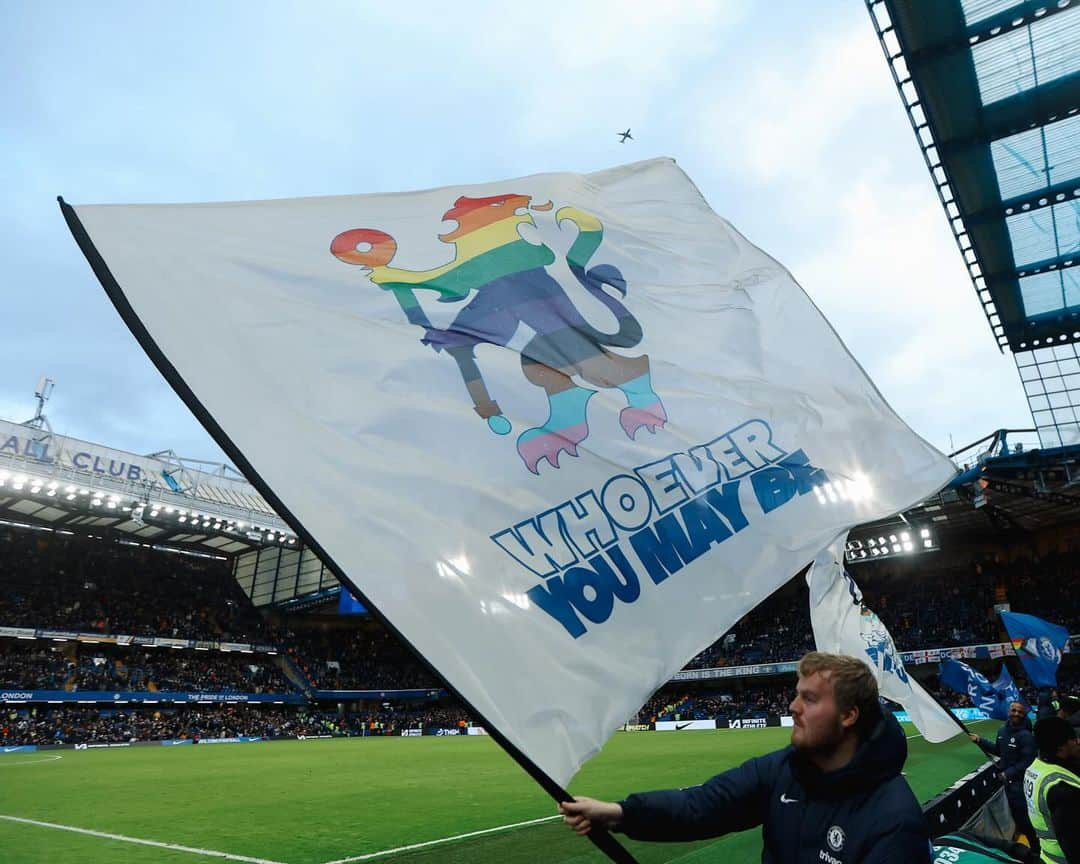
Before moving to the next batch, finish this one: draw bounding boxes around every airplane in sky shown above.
[617,128,633,143]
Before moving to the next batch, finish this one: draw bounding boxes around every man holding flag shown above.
[967,700,1038,853]
[560,651,931,863]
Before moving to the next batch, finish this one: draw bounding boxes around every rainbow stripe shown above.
[369,194,555,302]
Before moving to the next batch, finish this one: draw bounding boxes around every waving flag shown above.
[808,536,960,741]
[939,658,1012,721]
[1001,611,1068,688]
[61,158,955,792]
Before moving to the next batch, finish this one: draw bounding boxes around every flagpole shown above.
[58,197,642,864]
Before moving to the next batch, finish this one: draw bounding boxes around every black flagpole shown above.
[57,197,640,864]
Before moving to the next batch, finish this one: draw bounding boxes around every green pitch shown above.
[0,720,996,864]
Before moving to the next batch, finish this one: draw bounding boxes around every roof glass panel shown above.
[1007,201,1080,267]
[1045,114,1080,187]
[1031,7,1080,87]
[1020,270,1065,315]
[961,0,1018,26]
[973,7,1080,105]
[1066,266,1080,307]
[1008,208,1057,265]
[1058,202,1080,256]
[991,127,1049,200]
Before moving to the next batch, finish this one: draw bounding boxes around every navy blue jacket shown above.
[974,720,1035,804]
[618,711,929,863]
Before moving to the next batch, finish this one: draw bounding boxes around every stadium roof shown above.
[0,416,295,557]
[848,428,1080,561]
[868,0,1080,353]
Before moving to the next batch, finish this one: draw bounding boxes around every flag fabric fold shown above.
[62,157,956,787]
[938,658,1012,721]
[992,664,1021,706]
[808,536,960,742]
[1000,611,1068,688]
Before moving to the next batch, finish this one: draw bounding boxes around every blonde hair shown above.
[798,652,879,724]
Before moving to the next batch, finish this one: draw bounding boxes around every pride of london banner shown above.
[61,157,955,790]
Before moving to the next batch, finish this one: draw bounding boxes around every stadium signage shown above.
[400,729,422,737]
[0,690,304,704]
[728,718,768,729]
[655,719,717,731]
[0,628,279,656]
[492,420,828,638]
[0,421,158,484]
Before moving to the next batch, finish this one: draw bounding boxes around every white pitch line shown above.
[0,755,63,767]
[0,814,289,864]
[321,815,561,864]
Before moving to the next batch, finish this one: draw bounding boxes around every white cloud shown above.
[699,19,890,185]
[791,179,1031,451]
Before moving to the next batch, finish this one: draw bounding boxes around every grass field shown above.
[0,720,995,864]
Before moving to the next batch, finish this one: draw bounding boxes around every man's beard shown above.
[793,719,846,757]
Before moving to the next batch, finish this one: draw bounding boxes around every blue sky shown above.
[1,1,1030,463]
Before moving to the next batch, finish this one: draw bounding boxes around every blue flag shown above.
[1001,611,1069,688]
[992,664,1021,705]
[939,658,1010,719]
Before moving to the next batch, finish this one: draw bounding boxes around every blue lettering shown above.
[527,577,587,638]
[704,481,749,532]
[778,449,829,494]
[73,452,91,469]
[92,456,105,473]
[751,466,797,514]
[555,491,617,558]
[108,460,125,477]
[0,436,18,455]
[679,495,733,552]
[629,511,701,585]
[590,547,641,604]
[634,458,688,514]
[600,474,653,532]
[492,518,577,578]
[561,565,615,627]
[127,465,143,482]
[671,446,721,493]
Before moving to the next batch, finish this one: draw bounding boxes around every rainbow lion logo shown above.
[331,194,666,473]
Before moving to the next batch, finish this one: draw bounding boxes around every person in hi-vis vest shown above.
[1025,717,1080,863]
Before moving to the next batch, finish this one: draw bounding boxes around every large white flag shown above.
[63,157,955,786]
[807,535,960,742]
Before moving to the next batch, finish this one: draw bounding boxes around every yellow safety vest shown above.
[1025,757,1080,864]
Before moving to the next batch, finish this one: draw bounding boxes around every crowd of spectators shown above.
[0,701,473,746]
[284,626,438,690]
[0,705,338,746]
[0,640,291,693]
[0,529,274,642]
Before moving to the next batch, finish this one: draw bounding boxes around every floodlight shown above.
[871,548,881,556]
[65,493,75,501]
[900,532,910,542]
[91,498,102,506]
[888,534,897,543]
[892,544,901,553]
[902,541,913,552]
[920,528,930,538]
[923,539,933,548]
[878,536,886,545]
[178,516,187,523]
